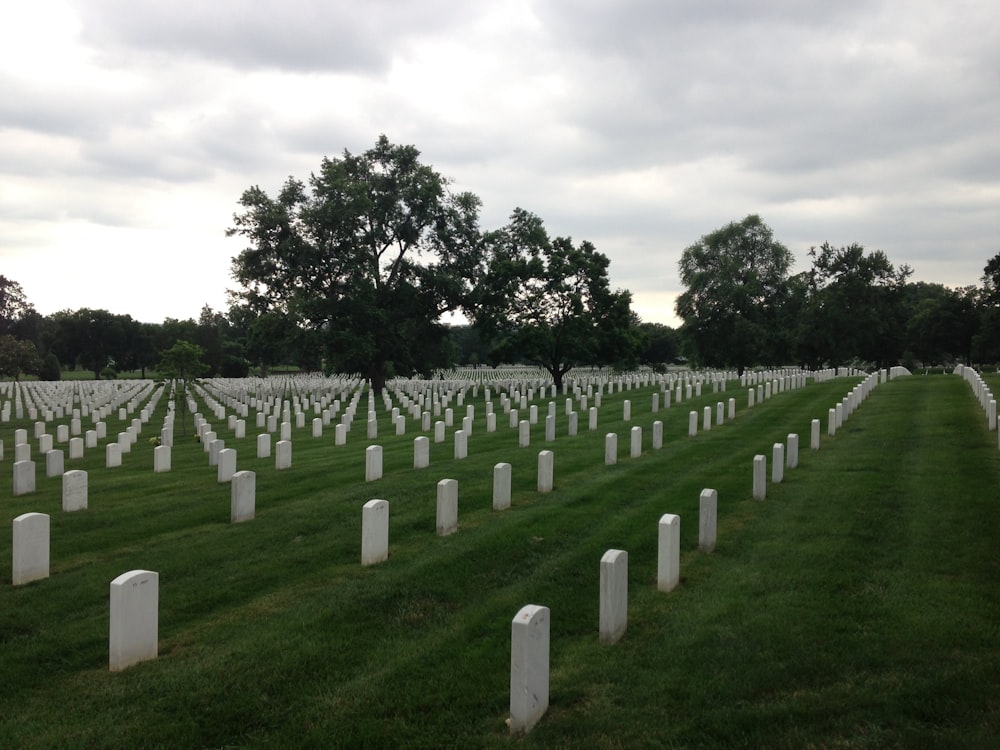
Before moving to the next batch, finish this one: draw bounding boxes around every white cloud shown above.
[0,0,997,329]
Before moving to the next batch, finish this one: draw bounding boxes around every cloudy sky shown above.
[2,1,998,327]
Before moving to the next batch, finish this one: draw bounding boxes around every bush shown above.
[38,353,61,381]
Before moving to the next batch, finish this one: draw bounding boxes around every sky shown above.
[2,0,998,328]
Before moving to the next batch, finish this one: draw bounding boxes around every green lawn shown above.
[0,372,997,748]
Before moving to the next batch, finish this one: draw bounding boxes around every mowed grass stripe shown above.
[2,375,997,748]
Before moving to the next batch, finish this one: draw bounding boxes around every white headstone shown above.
[787,433,799,469]
[811,418,821,450]
[218,448,237,483]
[509,604,550,735]
[62,469,88,511]
[436,478,458,536]
[604,433,617,465]
[599,549,628,645]
[414,436,429,469]
[454,429,468,460]
[13,459,36,495]
[12,512,50,585]
[45,449,64,478]
[365,445,382,482]
[109,569,158,671]
[493,462,512,511]
[361,499,389,566]
[537,450,554,493]
[231,470,255,523]
[256,433,271,459]
[275,440,292,470]
[657,513,680,592]
[699,489,717,553]
[652,420,663,450]
[630,426,642,458]
[753,454,766,500]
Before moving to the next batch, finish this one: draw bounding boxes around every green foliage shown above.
[675,215,793,373]
[798,242,912,368]
[473,208,638,385]
[156,340,207,381]
[0,334,40,379]
[38,352,61,381]
[228,135,483,392]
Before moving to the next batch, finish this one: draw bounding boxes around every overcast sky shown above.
[2,1,998,327]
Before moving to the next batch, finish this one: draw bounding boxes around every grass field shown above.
[0,371,997,748]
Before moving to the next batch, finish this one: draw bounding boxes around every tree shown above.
[472,209,637,388]
[675,215,793,373]
[0,335,40,380]
[972,252,1000,363]
[637,322,681,369]
[228,135,483,393]
[904,283,977,365]
[157,340,208,437]
[801,243,912,368]
[0,276,34,337]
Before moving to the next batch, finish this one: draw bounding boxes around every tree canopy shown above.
[675,215,793,373]
[472,208,637,388]
[227,135,483,392]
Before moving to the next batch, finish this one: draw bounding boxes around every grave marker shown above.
[699,489,717,553]
[12,512,49,585]
[361,499,389,566]
[599,549,628,645]
[231,471,256,523]
[509,604,550,735]
[109,570,158,671]
[493,462,512,510]
[436,478,458,536]
[62,469,88,511]
[657,514,680,592]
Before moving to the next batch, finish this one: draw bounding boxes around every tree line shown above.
[1,137,996,384]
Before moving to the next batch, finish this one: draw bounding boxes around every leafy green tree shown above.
[972,252,1000,363]
[473,208,637,388]
[0,276,34,337]
[904,283,978,365]
[38,352,61,381]
[800,243,912,368]
[0,334,40,380]
[637,322,681,368]
[157,340,208,436]
[228,135,483,393]
[675,215,794,373]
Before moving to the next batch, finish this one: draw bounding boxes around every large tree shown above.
[799,242,912,368]
[228,135,483,393]
[473,208,637,388]
[0,276,34,337]
[675,215,793,373]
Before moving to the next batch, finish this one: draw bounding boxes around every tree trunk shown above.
[368,364,387,396]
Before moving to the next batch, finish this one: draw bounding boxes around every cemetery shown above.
[0,366,998,748]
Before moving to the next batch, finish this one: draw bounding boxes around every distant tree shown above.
[0,276,34,337]
[228,135,483,392]
[904,283,977,365]
[472,208,637,388]
[0,335,40,380]
[157,340,208,436]
[637,322,681,368]
[801,243,912,368]
[447,325,489,367]
[675,215,794,373]
[47,308,125,377]
[972,252,1000,363]
[38,352,61,381]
